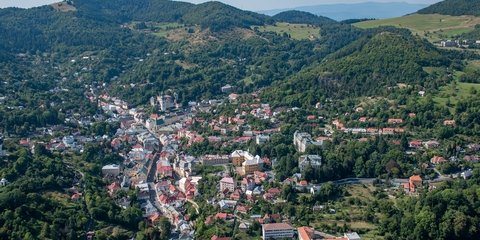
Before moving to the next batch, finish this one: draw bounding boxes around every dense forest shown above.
[379,172,480,240]
[417,0,480,16]
[261,29,471,107]
[272,11,336,25]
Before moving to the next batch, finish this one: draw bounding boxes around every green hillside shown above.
[417,0,480,16]
[353,14,480,42]
[262,31,454,107]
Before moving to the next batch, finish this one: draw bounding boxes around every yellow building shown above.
[242,155,264,175]
[231,150,254,166]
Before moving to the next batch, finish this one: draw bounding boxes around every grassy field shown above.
[354,14,480,43]
[253,22,319,40]
[434,80,480,105]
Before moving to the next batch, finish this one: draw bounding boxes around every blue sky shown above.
[0,0,442,11]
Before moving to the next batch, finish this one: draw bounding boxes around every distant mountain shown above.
[259,2,429,21]
[272,11,336,25]
[417,0,480,16]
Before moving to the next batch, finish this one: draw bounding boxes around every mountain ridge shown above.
[259,1,429,21]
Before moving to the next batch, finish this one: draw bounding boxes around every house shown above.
[221,84,233,93]
[241,177,255,192]
[431,156,447,165]
[468,143,480,151]
[382,128,395,134]
[237,206,250,214]
[282,178,295,186]
[408,175,422,192]
[239,222,250,231]
[461,170,473,180]
[423,140,439,149]
[464,155,479,163]
[355,107,364,112]
[71,193,82,201]
[205,215,215,226]
[0,178,8,187]
[388,119,403,124]
[409,113,416,117]
[344,232,361,240]
[444,120,456,126]
[215,212,232,220]
[211,235,230,240]
[359,117,367,122]
[220,177,236,193]
[409,141,423,148]
[267,187,281,196]
[313,205,324,211]
[262,223,294,239]
[230,189,243,200]
[298,226,317,240]
[298,155,322,172]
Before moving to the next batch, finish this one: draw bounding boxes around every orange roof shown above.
[298,227,314,240]
[410,175,422,181]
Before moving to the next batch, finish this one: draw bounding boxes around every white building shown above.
[345,232,361,240]
[102,164,121,176]
[298,155,322,172]
[63,136,74,146]
[262,223,294,239]
[0,145,6,157]
[220,177,236,192]
[221,84,233,93]
[256,135,270,145]
[0,178,7,187]
[294,131,315,152]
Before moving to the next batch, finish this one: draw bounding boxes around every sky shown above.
[0,0,443,11]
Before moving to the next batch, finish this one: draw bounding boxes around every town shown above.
[4,82,479,240]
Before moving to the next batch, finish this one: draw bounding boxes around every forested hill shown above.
[417,0,480,16]
[272,11,336,25]
[262,30,454,107]
[74,0,273,30]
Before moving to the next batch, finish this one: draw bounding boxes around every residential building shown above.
[294,131,314,152]
[388,119,403,124]
[431,156,447,165]
[298,226,317,240]
[174,154,196,177]
[262,223,294,239]
[157,160,174,178]
[220,177,236,192]
[256,135,270,145]
[444,120,456,126]
[409,141,423,148]
[0,144,6,157]
[241,177,255,192]
[298,155,322,172]
[221,84,233,93]
[423,140,439,149]
[102,164,121,176]
[441,40,457,47]
[242,155,264,175]
[344,232,361,240]
[0,178,8,187]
